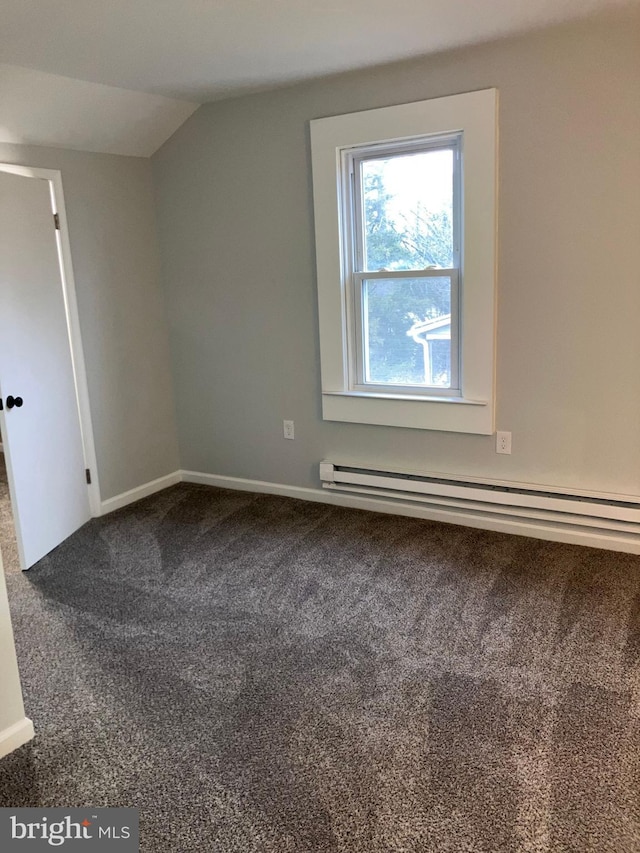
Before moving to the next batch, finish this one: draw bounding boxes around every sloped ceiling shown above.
[0,64,198,157]
[0,0,636,157]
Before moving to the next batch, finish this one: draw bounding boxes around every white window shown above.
[310,89,497,434]
[348,135,461,395]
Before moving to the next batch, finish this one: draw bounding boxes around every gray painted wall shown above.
[153,10,640,497]
[0,144,180,500]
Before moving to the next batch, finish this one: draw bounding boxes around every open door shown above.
[0,169,92,570]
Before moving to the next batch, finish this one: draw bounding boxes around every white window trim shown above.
[310,89,498,434]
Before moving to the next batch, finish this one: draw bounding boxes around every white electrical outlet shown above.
[496,431,512,454]
[283,420,295,440]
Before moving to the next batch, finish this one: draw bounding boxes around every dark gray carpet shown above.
[1,482,639,851]
[0,453,20,574]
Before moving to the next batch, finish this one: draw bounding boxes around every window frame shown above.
[310,89,498,434]
[347,133,462,396]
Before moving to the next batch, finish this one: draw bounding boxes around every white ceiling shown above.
[0,0,636,156]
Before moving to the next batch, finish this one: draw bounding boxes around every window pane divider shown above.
[353,268,457,281]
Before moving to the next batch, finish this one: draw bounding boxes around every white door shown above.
[0,170,91,570]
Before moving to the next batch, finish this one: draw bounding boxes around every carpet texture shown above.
[1,482,639,851]
[0,453,20,574]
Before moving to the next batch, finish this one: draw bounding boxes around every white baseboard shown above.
[180,469,640,554]
[97,467,640,553]
[0,717,34,760]
[99,471,182,516]
[181,470,328,502]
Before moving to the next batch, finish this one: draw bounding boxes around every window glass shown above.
[362,276,452,386]
[361,148,454,272]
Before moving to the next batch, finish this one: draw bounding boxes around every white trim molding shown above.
[97,467,640,553]
[310,89,498,434]
[99,471,182,515]
[180,469,640,555]
[181,470,325,501]
[0,717,34,760]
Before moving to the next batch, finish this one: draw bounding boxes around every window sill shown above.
[324,390,487,406]
[322,390,493,434]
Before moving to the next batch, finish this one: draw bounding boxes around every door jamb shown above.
[0,163,101,516]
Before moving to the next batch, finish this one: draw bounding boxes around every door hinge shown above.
[85,468,91,485]
[53,213,60,230]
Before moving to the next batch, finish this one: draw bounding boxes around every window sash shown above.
[350,135,462,274]
[351,269,460,395]
[343,136,462,398]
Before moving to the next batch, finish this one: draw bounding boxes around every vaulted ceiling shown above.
[1,0,636,156]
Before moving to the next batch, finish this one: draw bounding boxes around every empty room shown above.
[1,1,639,850]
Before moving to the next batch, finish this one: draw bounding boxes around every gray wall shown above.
[153,10,640,496]
[0,144,180,500]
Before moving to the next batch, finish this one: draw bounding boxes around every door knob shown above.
[5,395,23,409]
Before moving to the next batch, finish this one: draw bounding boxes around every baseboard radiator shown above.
[319,461,640,536]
